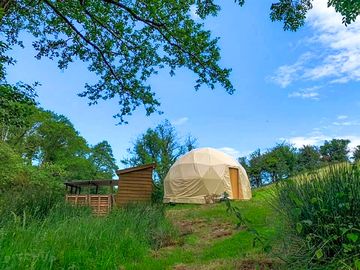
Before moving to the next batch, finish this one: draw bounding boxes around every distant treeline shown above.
[0,83,119,220]
[0,84,118,181]
[239,139,360,187]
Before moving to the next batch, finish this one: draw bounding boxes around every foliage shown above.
[0,83,37,142]
[270,0,360,31]
[0,92,118,223]
[296,145,321,172]
[239,149,264,187]
[0,140,23,189]
[122,120,197,202]
[275,164,360,269]
[89,140,118,178]
[320,139,350,163]
[240,139,356,188]
[0,203,177,269]
[0,0,236,123]
[354,145,360,162]
[23,111,89,165]
[0,87,118,181]
[0,142,65,224]
[262,143,297,182]
[2,0,358,122]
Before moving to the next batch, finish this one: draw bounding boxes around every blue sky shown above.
[6,0,360,168]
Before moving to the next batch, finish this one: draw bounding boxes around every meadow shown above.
[1,164,360,270]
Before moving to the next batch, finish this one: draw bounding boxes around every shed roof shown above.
[64,179,118,188]
[116,163,156,176]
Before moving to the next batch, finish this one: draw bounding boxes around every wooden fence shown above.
[66,194,114,216]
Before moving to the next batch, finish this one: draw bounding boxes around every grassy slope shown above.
[125,187,285,270]
[0,187,284,270]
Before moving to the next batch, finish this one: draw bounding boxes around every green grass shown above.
[0,188,284,270]
[0,204,176,270]
[125,187,284,269]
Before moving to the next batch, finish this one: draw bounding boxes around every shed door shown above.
[229,168,239,199]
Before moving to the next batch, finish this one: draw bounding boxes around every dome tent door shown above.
[229,168,239,199]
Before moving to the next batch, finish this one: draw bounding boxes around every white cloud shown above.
[270,0,360,87]
[287,134,330,148]
[269,53,313,88]
[346,136,360,150]
[289,91,318,99]
[332,120,360,126]
[288,85,322,99]
[217,147,246,158]
[171,117,189,126]
[332,115,360,126]
[286,133,360,153]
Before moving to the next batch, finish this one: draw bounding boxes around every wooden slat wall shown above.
[66,194,113,216]
[115,167,153,206]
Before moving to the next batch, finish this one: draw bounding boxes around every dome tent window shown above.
[163,148,252,204]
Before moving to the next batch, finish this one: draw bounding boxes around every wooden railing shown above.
[66,194,114,216]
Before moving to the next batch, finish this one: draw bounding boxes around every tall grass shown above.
[276,163,360,269]
[0,203,177,269]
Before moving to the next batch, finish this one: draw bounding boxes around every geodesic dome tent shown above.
[163,147,252,204]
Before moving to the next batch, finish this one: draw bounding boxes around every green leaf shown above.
[296,222,303,234]
[315,248,324,259]
[310,197,317,204]
[347,233,359,243]
[354,259,360,270]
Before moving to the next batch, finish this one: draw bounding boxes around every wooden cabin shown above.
[64,163,156,215]
[115,163,156,206]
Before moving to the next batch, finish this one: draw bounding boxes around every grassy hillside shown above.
[0,187,287,270]
[126,187,285,270]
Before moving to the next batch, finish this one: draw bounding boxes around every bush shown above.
[276,163,360,269]
[0,142,65,225]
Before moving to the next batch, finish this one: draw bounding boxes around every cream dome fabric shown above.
[163,147,252,204]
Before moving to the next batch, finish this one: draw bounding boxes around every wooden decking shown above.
[66,194,114,216]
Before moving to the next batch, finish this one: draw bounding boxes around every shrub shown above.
[0,142,65,224]
[276,163,360,269]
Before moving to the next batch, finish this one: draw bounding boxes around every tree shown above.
[122,120,197,201]
[296,145,321,172]
[353,145,360,162]
[2,1,358,123]
[0,0,235,123]
[320,139,350,163]
[0,83,37,142]
[89,141,118,178]
[24,111,89,165]
[262,143,297,182]
[239,149,265,187]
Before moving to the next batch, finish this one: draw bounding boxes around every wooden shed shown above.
[115,163,156,206]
